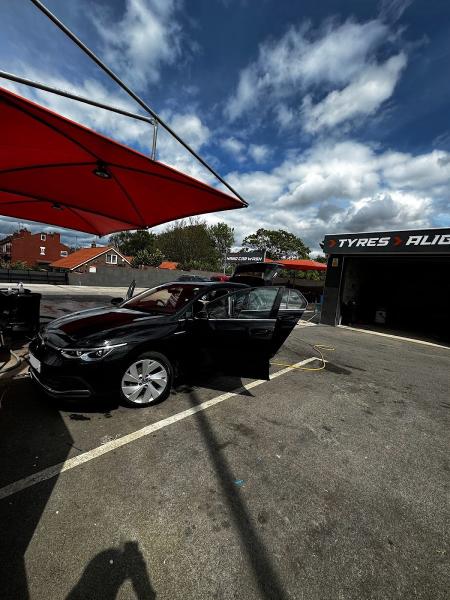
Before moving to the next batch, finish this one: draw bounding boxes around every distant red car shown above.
[210,274,230,282]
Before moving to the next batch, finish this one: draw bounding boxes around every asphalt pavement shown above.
[0,325,448,599]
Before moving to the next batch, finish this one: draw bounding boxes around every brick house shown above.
[0,228,70,267]
[50,246,131,273]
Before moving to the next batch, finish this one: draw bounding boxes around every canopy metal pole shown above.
[151,122,158,161]
[29,0,248,207]
[0,70,156,126]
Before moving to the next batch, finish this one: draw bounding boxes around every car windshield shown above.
[123,284,201,314]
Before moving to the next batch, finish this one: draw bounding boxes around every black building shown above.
[321,227,450,343]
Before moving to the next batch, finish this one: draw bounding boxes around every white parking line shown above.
[339,325,450,350]
[0,356,320,501]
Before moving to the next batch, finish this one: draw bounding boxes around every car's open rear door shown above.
[271,288,308,354]
[202,287,283,362]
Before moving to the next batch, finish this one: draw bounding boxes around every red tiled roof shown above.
[159,261,179,270]
[50,246,130,270]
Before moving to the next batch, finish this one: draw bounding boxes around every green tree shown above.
[109,230,156,256]
[279,268,324,282]
[131,249,164,268]
[178,258,216,271]
[242,228,310,260]
[156,218,220,271]
[209,222,235,269]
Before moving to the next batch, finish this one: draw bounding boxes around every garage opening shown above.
[340,255,450,344]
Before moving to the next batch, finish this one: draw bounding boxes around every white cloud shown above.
[341,191,432,232]
[91,0,183,90]
[302,53,407,132]
[162,112,210,151]
[379,0,413,23]
[216,140,449,251]
[276,141,379,206]
[137,136,448,250]
[226,170,285,203]
[225,18,391,121]
[225,15,408,136]
[275,104,296,128]
[222,139,271,165]
[379,149,450,189]
[249,144,271,163]
[222,137,246,160]
[155,110,213,181]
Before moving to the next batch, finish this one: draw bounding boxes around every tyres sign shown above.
[322,228,450,254]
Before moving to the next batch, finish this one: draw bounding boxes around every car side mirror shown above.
[111,297,123,306]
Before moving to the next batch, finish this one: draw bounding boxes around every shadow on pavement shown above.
[66,541,155,600]
[178,359,271,396]
[0,376,73,599]
[187,387,288,600]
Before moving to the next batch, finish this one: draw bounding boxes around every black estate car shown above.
[28,263,307,407]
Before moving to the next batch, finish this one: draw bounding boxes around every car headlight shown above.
[60,343,127,362]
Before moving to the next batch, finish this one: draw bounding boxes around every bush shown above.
[0,260,29,270]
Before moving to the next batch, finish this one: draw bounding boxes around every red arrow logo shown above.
[393,236,403,246]
[328,239,336,248]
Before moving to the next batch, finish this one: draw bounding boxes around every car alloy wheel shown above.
[121,353,171,406]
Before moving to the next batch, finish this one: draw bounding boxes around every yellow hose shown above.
[271,344,335,371]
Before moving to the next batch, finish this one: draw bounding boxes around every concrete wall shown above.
[68,266,219,288]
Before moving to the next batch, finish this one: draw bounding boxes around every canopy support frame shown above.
[28,0,248,207]
[0,70,159,162]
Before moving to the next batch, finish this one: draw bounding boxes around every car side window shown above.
[280,289,307,310]
[280,289,290,310]
[207,288,279,320]
[235,288,279,319]
[207,294,231,318]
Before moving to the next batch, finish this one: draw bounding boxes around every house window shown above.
[60,250,68,257]
[106,253,118,264]
[41,234,46,241]
[40,247,46,256]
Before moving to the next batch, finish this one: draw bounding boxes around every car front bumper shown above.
[29,366,93,398]
[28,338,128,399]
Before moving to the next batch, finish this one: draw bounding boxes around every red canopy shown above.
[0,86,245,236]
[266,258,327,271]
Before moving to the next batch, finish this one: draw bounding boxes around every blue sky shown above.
[1,0,449,253]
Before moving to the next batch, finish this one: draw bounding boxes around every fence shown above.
[67,266,218,288]
[0,269,68,284]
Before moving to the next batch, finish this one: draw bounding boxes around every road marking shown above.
[339,325,449,350]
[0,356,319,501]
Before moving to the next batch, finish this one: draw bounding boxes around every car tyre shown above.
[120,351,173,408]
